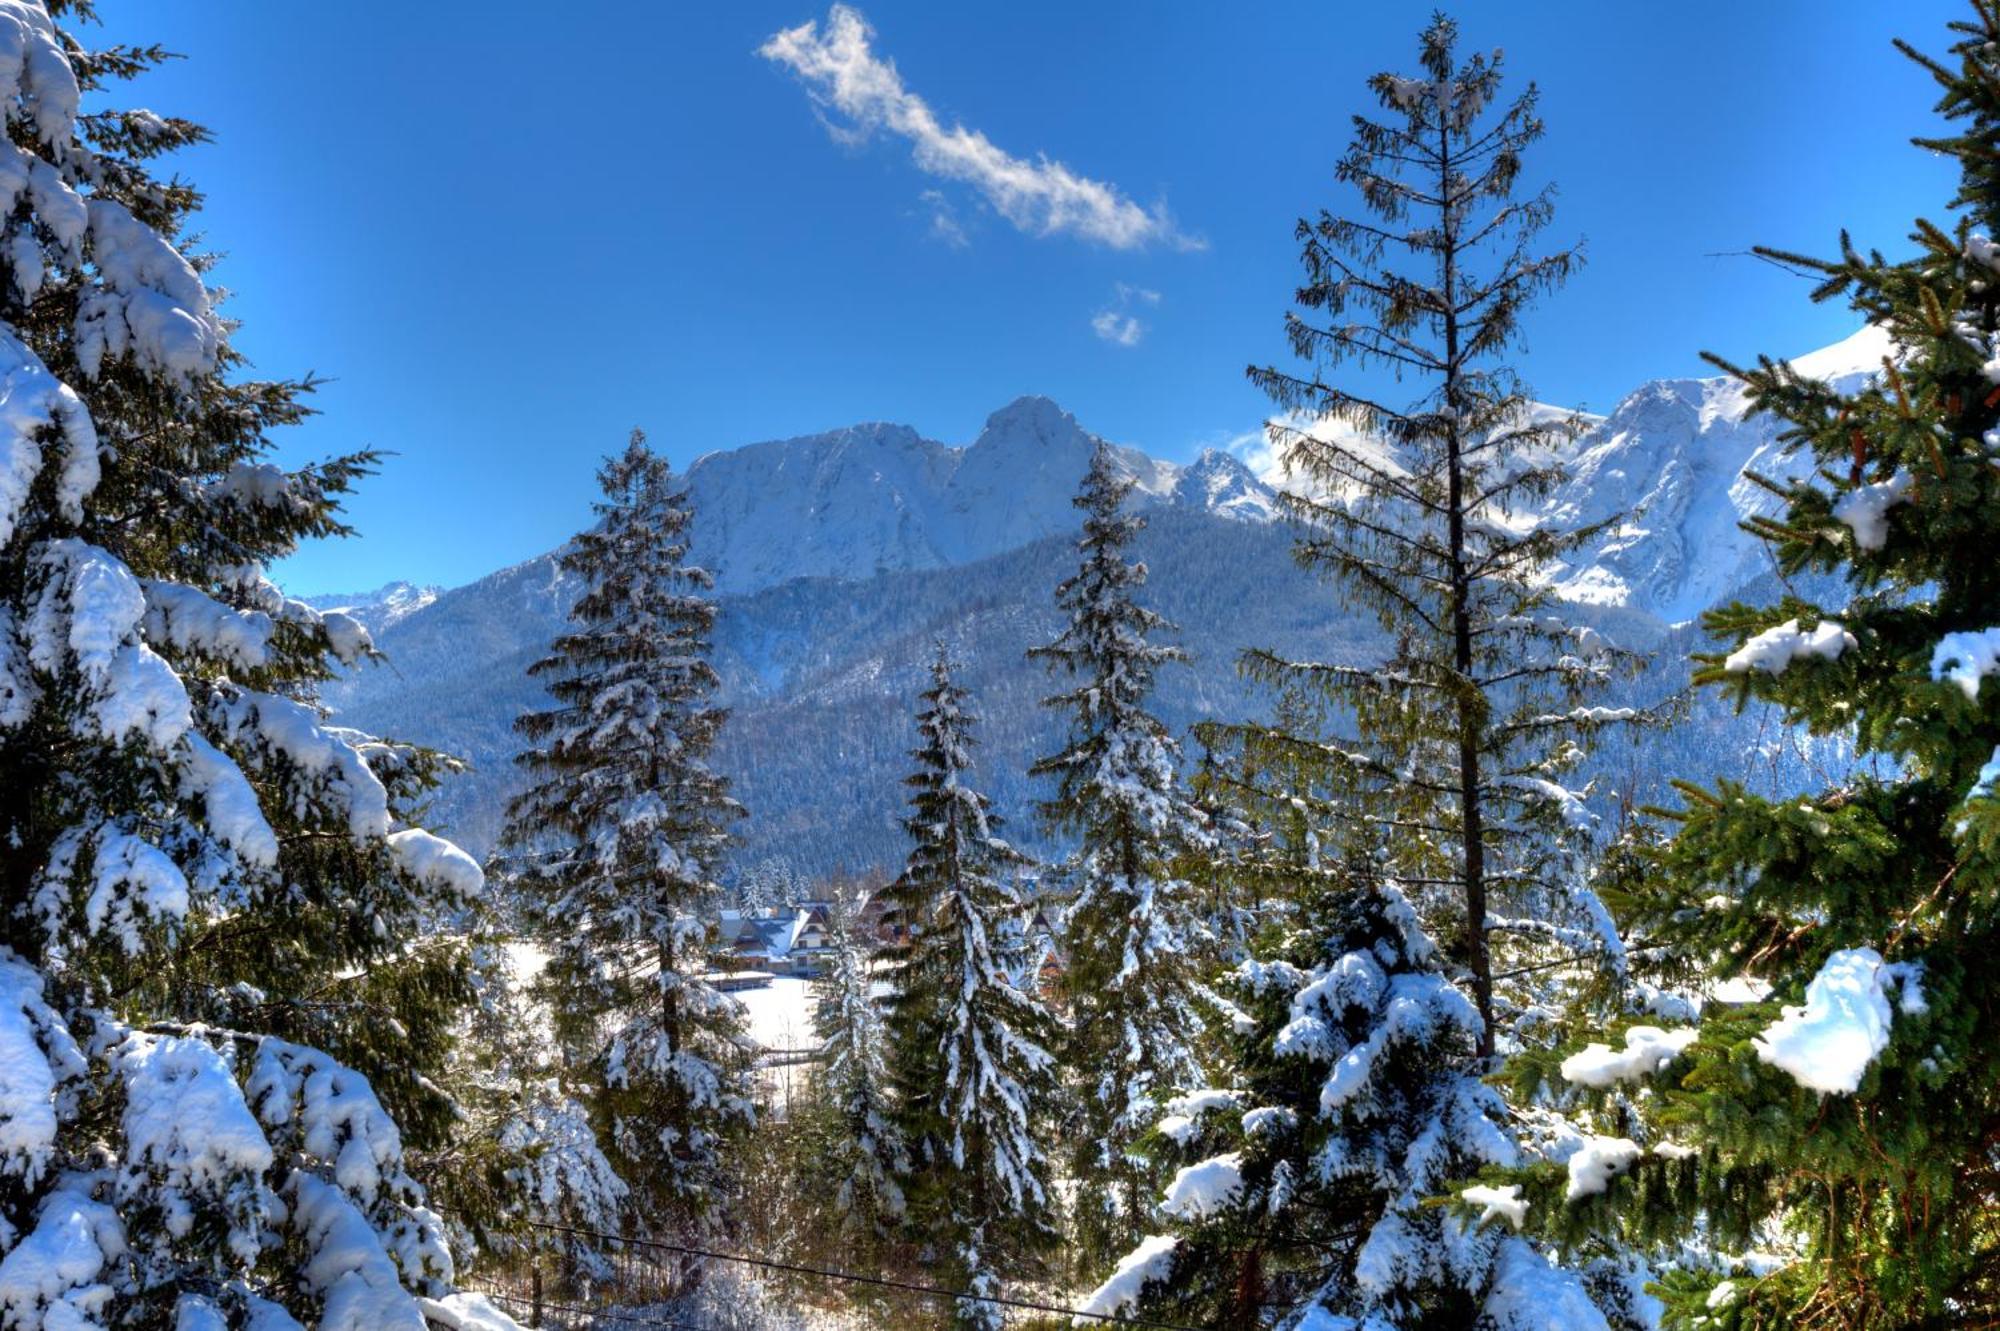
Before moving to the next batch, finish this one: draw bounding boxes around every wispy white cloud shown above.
[761,5,1201,251]
[1222,426,1280,482]
[1226,414,1406,496]
[918,189,969,248]
[1091,282,1161,347]
[1091,310,1144,347]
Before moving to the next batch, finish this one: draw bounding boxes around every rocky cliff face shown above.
[681,395,1274,595]
[1540,324,1891,621]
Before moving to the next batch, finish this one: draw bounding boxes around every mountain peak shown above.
[1174,448,1279,522]
[1187,446,1248,472]
[1783,323,1894,383]
[826,419,926,445]
[975,395,1084,447]
[301,580,442,632]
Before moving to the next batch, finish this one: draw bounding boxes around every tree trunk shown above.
[1438,110,1495,1061]
[1229,1247,1266,1331]
[658,932,681,1052]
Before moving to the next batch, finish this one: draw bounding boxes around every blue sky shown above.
[91,2,1959,594]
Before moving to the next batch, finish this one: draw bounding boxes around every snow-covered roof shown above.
[725,917,796,957]
[783,905,836,952]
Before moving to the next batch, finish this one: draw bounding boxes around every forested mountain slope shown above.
[322,342,1880,872]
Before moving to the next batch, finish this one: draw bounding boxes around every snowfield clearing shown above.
[506,946,820,1056]
[734,975,821,1055]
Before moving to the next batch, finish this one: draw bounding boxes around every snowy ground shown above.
[728,975,821,1120]
[734,974,820,1056]
[503,941,551,986]
[500,944,819,1054]
[500,944,822,1113]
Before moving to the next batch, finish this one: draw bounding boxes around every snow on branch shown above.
[290,1173,428,1331]
[178,732,281,869]
[1159,1151,1245,1220]
[1752,947,1924,1096]
[1565,1135,1641,1200]
[1932,627,2000,701]
[1317,973,1482,1114]
[38,824,190,954]
[1155,1088,1240,1145]
[29,539,191,746]
[417,1293,525,1331]
[247,1038,410,1205]
[108,1027,274,1262]
[1832,471,1911,551]
[0,1185,127,1329]
[1559,1026,1697,1089]
[75,198,223,380]
[496,1093,627,1238]
[1481,1237,1618,1330]
[0,950,82,1185]
[1723,618,1854,676]
[1500,774,1596,830]
[1074,1234,1179,1320]
[141,579,273,672]
[1460,1183,1528,1230]
[386,828,485,900]
[0,3,80,149]
[210,687,390,842]
[0,332,98,545]
[205,462,312,516]
[0,7,219,385]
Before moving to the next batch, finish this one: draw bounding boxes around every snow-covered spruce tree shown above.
[1526,8,2000,1326]
[1083,17,1645,1328]
[0,4,518,1326]
[1182,737,1263,962]
[1077,876,1618,1331]
[1027,441,1214,1265]
[879,650,1057,1330]
[1239,9,1633,1056]
[500,433,752,1239]
[738,857,799,915]
[445,943,629,1285]
[807,897,906,1239]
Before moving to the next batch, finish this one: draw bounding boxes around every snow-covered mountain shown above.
[301,580,442,633]
[682,395,1273,594]
[1172,446,1282,522]
[1538,324,1892,622]
[319,333,1880,869]
[316,399,1294,865]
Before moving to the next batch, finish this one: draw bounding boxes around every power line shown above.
[473,1286,706,1330]
[524,1219,1209,1331]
